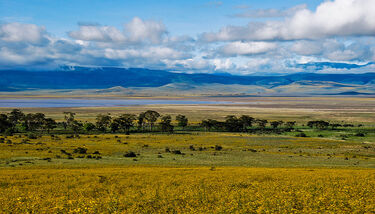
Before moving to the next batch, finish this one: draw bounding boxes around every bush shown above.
[215,145,223,151]
[28,133,39,139]
[124,151,137,157]
[171,150,182,155]
[295,133,307,137]
[73,147,87,154]
[355,133,365,137]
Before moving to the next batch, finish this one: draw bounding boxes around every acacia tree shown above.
[117,114,137,135]
[239,115,254,132]
[8,109,24,131]
[255,119,268,129]
[137,112,146,131]
[96,114,112,132]
[144,110,160,131]
[285,121,296,130]
[42,118,57,133]
[110,119,120,133]
[270,120,284,129]
[224,115,241,132]
[201,119,218,131]
[63,112,76,130]
[176,114,188,130]
[0,114,11,133]
[83,122,96,132]
[22,113,45,131]
[160,115,174,133]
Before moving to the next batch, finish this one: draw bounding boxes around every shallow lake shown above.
[0,99,232,108]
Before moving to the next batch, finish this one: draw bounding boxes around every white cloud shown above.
[69,17,167,44]
[0,23,48,44]
[125,17,167,44]
[291,41,323,55]
[69,25,126,42]
[233,4,307,18]
[219,41,277,56]
[201,0,375,42]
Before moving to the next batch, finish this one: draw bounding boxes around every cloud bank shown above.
[1,0,375,74]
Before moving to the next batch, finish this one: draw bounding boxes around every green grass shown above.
[1,132,374,169]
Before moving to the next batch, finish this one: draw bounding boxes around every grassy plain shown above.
[1,96,375,213]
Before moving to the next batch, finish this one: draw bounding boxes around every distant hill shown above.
[1,67,375,96]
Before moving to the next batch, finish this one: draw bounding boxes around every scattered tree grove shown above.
[0,109,359,135]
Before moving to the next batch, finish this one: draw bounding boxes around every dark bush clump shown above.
[124,151,137,157]
[73,147,87,154]
[214,145,223,151]
[295,133,307,137]
[172,150,182,155]
[28,133,39,139]
[355,133,365,137]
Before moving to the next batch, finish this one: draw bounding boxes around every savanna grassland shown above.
[1,96,375,213]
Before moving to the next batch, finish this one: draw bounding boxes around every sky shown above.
[1,0,375,75]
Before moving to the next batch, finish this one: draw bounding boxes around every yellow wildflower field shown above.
[0,167,374,213]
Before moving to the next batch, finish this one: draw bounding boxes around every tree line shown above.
[0,109,358,135]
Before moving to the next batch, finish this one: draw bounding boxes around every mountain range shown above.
[1,66,375,96]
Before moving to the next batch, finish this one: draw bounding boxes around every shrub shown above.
[73,147,87,154]
[355,133,365,137]
[124,151,137,157]
[215,145,223,151]
[295,133,307,137]
[171,150,182,155]
[28,133,39,139]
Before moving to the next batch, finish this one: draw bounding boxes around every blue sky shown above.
[1,0,375,74]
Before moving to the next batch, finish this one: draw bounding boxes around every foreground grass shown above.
[1,131,374,213]
[0,167,374,213]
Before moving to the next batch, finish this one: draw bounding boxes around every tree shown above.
[270,120,283,129]
[201,119,218,131]
[255,119,268,129]
[160,115,174,133]
[83,122,96,132]
[8,109,24,131]
[307,120,330,130]
[224,115,241,132]
[285,121,296,130]
[110,119,120,133]
[144,110,160,131]
[0,114,11,133]
[176,114,188,130]
[42,118,57,133]
[22,113,45,131]
[137,112,146,131]
[95,114,112,132]
[70,120,83,133]
[117,114,137,134]
[239,115,254,132]
[63,112,76,126]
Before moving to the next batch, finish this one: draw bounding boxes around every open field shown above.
[1,167,375,213]
[1,132,375,213]
[1,133,375,168]
[1,96,375,213]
